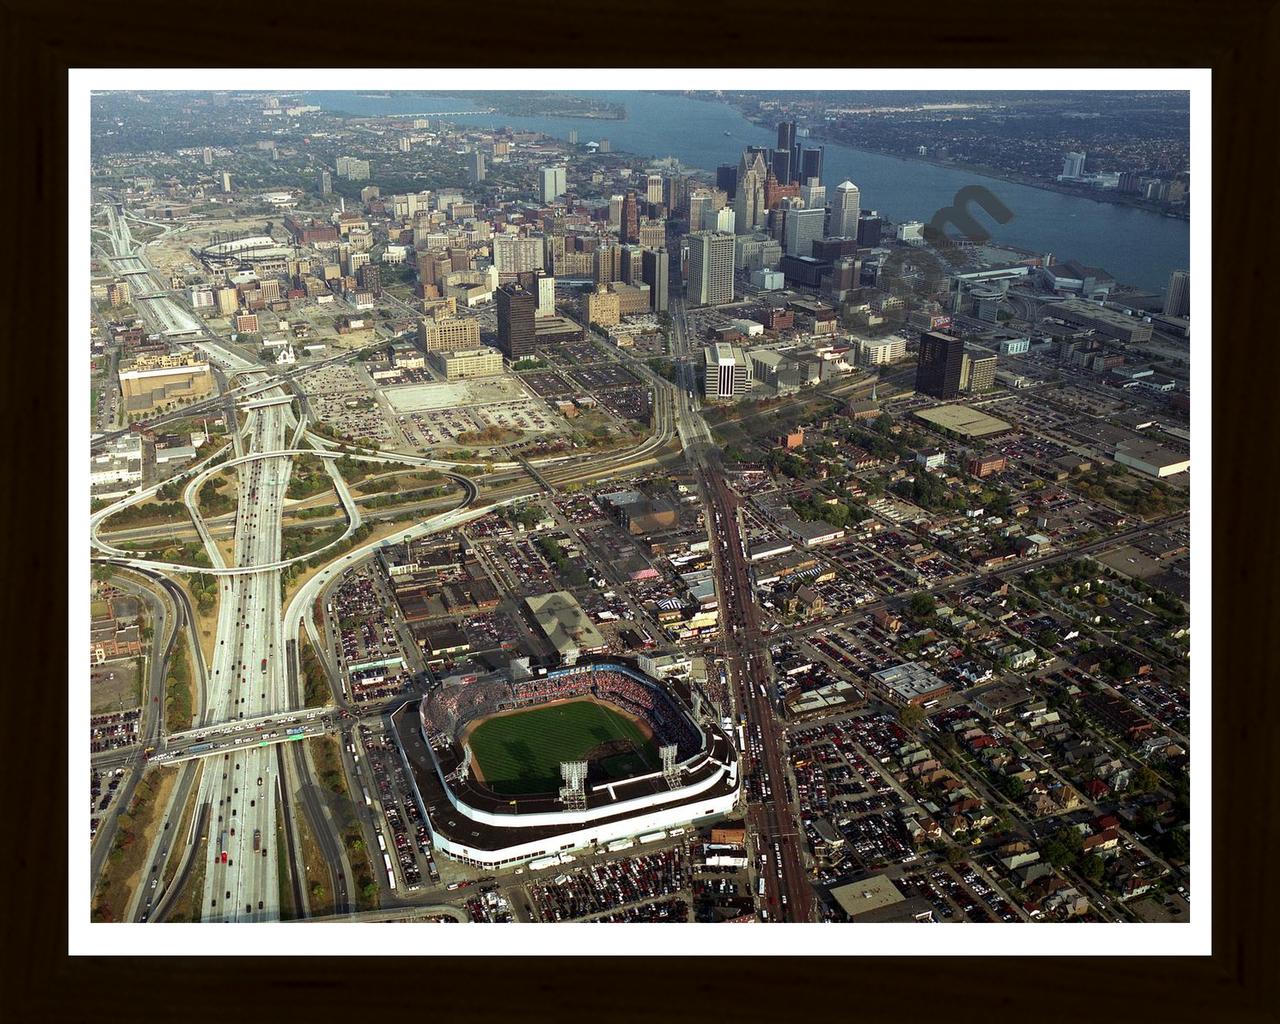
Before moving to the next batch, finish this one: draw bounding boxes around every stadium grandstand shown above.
[392,661,740,868]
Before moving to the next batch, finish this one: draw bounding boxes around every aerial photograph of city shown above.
[81,77,1200,942]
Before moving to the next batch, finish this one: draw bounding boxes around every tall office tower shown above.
[642,247,669,312]
[915,330,965,399]
[593,242,621,284]
[540,166,567,204]
[716,163,738,199]
[399,137,412,153]
[831,180,861,238]
[783,206,825,256]
[703,205,736,234]
[777,121,796,160]
[537,274,556,316]
[496,283,537,359]
[856,211,882,247]
[800,176,827,212]
[733,150,768,235]
[687,231,735,307]
[608,195,624,227]
[202,146,213,166]
[702,342,754,399]
[665,175,687,218]
[646,174,664,206]
[470,150,486,182]
[773,120,793,184]
[620,190,640,244]
[568,129,578,145]
[771,148,793,188]
[221,172,232,193]
[799,147,824,184]
[1062,151,1087,178]
[598,139,611,153]
[687,190,713,235]
[620,245,644,284]
[319,169,332,195]
[1164,270,1190,317]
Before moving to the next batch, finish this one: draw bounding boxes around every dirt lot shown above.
[91,662,141,714]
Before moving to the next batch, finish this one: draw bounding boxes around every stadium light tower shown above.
[660,744,681,789]
[559,760,588,811]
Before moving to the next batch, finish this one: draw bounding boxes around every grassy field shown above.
[467,698,658,795]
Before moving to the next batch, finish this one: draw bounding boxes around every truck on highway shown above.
[261,658,268,672]
[253,829,261,852]
[189,742,214,754]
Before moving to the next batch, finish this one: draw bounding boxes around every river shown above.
[305,90,1189,296]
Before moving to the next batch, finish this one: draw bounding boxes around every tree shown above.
[944,845,967,867]
[1131,765,1160,795]
[1081,854,1105,883]
[908,592,937,619]
[898,703,925,730]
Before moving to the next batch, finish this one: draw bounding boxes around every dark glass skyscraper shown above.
[776,121,798,182]
[915,330,964,399]
[716,163,737,200]
[496,283,537,359]
[800,146,824,184]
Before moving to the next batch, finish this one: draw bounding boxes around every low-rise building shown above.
[429,346,504,380]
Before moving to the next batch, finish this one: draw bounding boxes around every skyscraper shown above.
[783,206,825,257]
[1062,151,1087,178]
[703,205,736,234]
[221,172,232,193]
[642,247,669,312]
[716,164,738,200]
[800,177,826,212]
[319,169,332,195]
[1164,270,1190,317]
[470,150,486,182]
[496,283,537,359]
[800,147,824,184]
[620,190,640,244]
[540,166,567,204]
[733,150,768,235]
[646,174,664,206]
[202,147,213,166]
[687,231,735,307]
[831,180,861,238]
[567,129,578,145]
[537,274,556,317]
[775,121,797,183]
[915,331,965,399]
[771,149,793,189]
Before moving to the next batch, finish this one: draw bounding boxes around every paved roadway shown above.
[663,295,813,921]
[194,362,295,922]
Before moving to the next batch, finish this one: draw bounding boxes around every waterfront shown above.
[307,90,1190,296]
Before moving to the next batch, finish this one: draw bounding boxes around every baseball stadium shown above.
[391,661,740,867]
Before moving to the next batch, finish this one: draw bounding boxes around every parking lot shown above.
[90,708,140,753]
[359,722,440,892]
[329,566,414,705]
[525,849,690,922]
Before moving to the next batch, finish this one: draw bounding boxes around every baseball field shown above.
[465,697,660,796]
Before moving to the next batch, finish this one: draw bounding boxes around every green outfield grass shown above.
[467,698,659,796]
